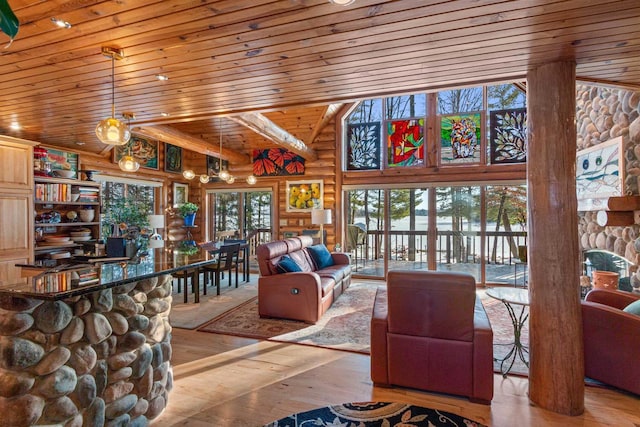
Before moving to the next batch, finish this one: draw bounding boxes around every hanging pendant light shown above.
[95,47,130,146]
[182,169,195,180]
[246,175,257,185]
[118,154,140,172]
[118,113,139,172]
[199,174,210,183]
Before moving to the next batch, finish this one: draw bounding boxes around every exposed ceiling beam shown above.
[307,103,344,145]
[227,112,318,161]
[133,125,250,164]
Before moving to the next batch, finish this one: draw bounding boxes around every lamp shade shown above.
[118,154,139,172]
[96,117,130,145]
[311,209,332,225]
[147,214,165,229]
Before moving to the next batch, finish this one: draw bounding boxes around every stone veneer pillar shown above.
[0,274,174,426]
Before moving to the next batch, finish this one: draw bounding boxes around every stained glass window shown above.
[440,113,482,165]
[387,119,424,167]
[346,122,381,170]
[490,108,527,163]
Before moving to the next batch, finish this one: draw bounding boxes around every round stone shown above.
[33,346,71,376]
[41,395,78,423]
[0,369,35,398]
[37,365,77,399]
[0,394,44,426]
[33,301,73,334]
[73,374,97,409]
[61,317,85,345]
[0,336,44,370]
[67,344,97,376]
[105,312,129,336]
[0,312,33,336]
[83,313,112,345]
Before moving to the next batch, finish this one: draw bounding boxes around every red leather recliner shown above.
[582,288,640,395]
[371,270,494,404]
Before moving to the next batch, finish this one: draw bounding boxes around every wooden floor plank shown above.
[153,328,640,426]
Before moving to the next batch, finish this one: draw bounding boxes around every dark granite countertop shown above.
[0,244,217,300]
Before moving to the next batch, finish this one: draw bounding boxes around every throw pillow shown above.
[276,255,302,274]
[623,299,640,316]
[307,244,334,270]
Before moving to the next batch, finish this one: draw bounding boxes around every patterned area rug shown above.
[197,281,379,353]
[263,401,487,427]
[197,281,529,375]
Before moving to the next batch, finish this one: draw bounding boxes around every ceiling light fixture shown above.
[155,74,169,81]
[118,113,139,172]
[95,46,130,146]
[329,0,355,5]
[51,18,72,28]
[9,122,20,130]
[188,117,257,185]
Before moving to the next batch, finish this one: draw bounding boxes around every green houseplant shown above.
[177,202,199,227]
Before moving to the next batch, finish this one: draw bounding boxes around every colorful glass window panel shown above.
[347,122,381,170]
[490,108,527,164]
[387,119,424,167]
[252,148,305,176]
[440,113,482,165]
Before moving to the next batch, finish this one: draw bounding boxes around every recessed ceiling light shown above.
[75,141,85,146]
[160,112,170,117]
[51,18,72,29]
[329,0,355,5]
[9,122,20,130]
[155,74,169,81]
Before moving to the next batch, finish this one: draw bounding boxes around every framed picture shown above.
[253,148,305,176]
[113,134,159,170]
[173,182,189,207]
[576,136,624,211]
[439,112,483,166]
[286,180,323,212]
[206,155,228,182]
[283,231,298,239]
[44,148,79,173]
[165,144,182,173]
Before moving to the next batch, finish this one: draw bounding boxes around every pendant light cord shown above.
[110,55,115,118]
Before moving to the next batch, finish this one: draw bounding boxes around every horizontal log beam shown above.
[133,125,250,164]
[228,112,318,161]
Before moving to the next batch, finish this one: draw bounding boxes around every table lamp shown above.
[147,214,165,248]
[311,209,331,245]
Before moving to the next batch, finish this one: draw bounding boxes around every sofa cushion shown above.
[623,299,640,315]
[288,249,315,272]
[308,244,334,269]
[276,255,302,273]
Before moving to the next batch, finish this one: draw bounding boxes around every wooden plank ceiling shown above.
[1,0,639,164]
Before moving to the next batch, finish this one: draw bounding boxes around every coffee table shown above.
[485,287,530,377]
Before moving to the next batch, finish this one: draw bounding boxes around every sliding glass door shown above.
[343,183,526,284]
[206,189,272,241]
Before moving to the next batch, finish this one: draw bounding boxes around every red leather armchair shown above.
[582,289,640,395]
[371,270,494,404]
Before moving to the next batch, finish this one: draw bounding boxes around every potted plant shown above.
[177,202,199,227]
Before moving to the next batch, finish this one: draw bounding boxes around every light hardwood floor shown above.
[153,328,640,426]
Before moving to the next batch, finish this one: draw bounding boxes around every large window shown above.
[206,189,272,240]
[100,178,158,238]
[343,183,527,284]
[344,83,527,170]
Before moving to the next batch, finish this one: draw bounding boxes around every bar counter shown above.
[0,246,212,427]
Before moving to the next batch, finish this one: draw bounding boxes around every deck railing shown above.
[357,229,527,266]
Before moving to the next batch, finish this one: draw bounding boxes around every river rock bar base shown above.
[0,274,174,426]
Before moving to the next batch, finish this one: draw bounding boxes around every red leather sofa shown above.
[256,236,352,323]
[582,288,640,395]
[371,270,494,404]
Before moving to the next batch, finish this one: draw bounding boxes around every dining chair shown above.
[224,238,248,282]
[201,243,240,295]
